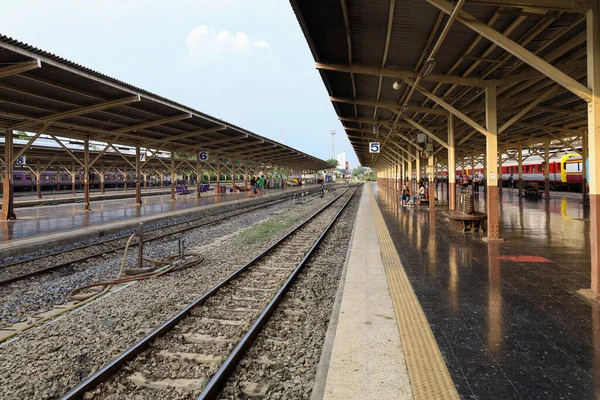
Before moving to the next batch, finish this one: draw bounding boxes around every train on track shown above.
[10,169,144,191]
[455,153,585,191]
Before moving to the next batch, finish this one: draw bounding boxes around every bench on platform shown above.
[413,197,429,208]
[176,185,190,195]
[523,183,542,200]
[442,194,487,232]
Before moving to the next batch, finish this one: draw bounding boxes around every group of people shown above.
[400,181,426,207]
[459,173,484,194]
[249,175,266,197]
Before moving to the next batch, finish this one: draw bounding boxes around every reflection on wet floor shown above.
[374,183,600,399]
[0,189,286,242]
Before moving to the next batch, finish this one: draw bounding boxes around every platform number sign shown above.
[369,142,381,153]
[199,151,209,162]
[139,153,146,162]
[16,156,26,165]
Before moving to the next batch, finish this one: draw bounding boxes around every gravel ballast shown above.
[220,185,362,399]
[0,191,319,329]
[0,188,343,399]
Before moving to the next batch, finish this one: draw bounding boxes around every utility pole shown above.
[330,130,336,159]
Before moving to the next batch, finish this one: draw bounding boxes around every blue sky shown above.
[0,0,358,168]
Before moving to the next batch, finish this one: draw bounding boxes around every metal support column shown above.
[518,143,523,198]
[135,146,142,205]
[232,164,236,193]
[36,160,42,199]
[486,85,500,240]
[544,141,550,201]
[170,154,176,201]
[1,129,16,220]
[415,147,421,190]
[71,162,76,196]
[84,140,90,210]
[448,114,456,211]
[428,152,435,210]
[483,152,487,197]
[216,161,221,195]
[498,150,503,199]
[100,163,105,194]
[588,6,600,293]
[583,132,589,204]
[196,158,201,198]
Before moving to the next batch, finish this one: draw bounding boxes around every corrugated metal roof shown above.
[0,34,331,170]
[291,0,589,168]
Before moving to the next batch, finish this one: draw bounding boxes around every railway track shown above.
[0,187,326,286]
[61,185,358,400]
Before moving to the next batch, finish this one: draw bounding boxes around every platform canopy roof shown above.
[0,35,332,171]
[291,0,593,168]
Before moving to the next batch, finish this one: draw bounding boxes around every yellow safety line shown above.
[369,185,459,400]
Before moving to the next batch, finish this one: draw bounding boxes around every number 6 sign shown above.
[199,151,209,162]
[369,142,380,153]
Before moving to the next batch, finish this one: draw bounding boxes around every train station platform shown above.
[8,187,175,208]
[0,185,310,251]
[319,183,600,399]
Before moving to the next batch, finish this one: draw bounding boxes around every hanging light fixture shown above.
[421,59,436,78]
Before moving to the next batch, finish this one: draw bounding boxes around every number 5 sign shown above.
[199,151,209,162]
[369,142,380,153]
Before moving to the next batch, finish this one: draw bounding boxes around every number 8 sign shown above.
[199,151,209,162]
[369,142,380,153]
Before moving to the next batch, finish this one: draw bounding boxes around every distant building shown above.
[336,152,347,169]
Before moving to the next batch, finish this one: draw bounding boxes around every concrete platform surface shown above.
[376,183,600,399]
[320,184,413,400]
[0,186,299,243]
[319,185,459,400]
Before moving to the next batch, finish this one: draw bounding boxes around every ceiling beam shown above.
[10,95,142,130]
[0,59,41,78]
[112,113,193,134]
[399,114,450,149]
[427,0,593,102]
[146,126,226,146]
[316,62,504,87]
[466,0,594,13]
[403,78,491,137]
[331,96,449,116]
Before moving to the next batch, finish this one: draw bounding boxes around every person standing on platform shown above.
[257,175,265,196]
[473,174,479,195]
[401,186,410,207]
[508,174,515,194]
[461,174,469,193]
[250,176,257,197]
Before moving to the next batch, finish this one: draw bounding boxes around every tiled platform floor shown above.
[0,186,295,242]
[374,183,600,399]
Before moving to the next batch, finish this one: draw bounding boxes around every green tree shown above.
[326,158,338,167]
[14,130,29,140]
[352,166,366,176]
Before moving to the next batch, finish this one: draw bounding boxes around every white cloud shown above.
[253,40,270,49]
[186,25,269,56]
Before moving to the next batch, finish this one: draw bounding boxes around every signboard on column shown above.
[199,151,209,162]
[369,142,380,153]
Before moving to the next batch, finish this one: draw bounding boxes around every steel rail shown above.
[0,187,324,286]
[199,185,358,399]
[60,185,355,400]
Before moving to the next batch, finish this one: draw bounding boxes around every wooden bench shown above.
[415,197,429,206]
[442,194,487,232]
[523,183,542,200]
